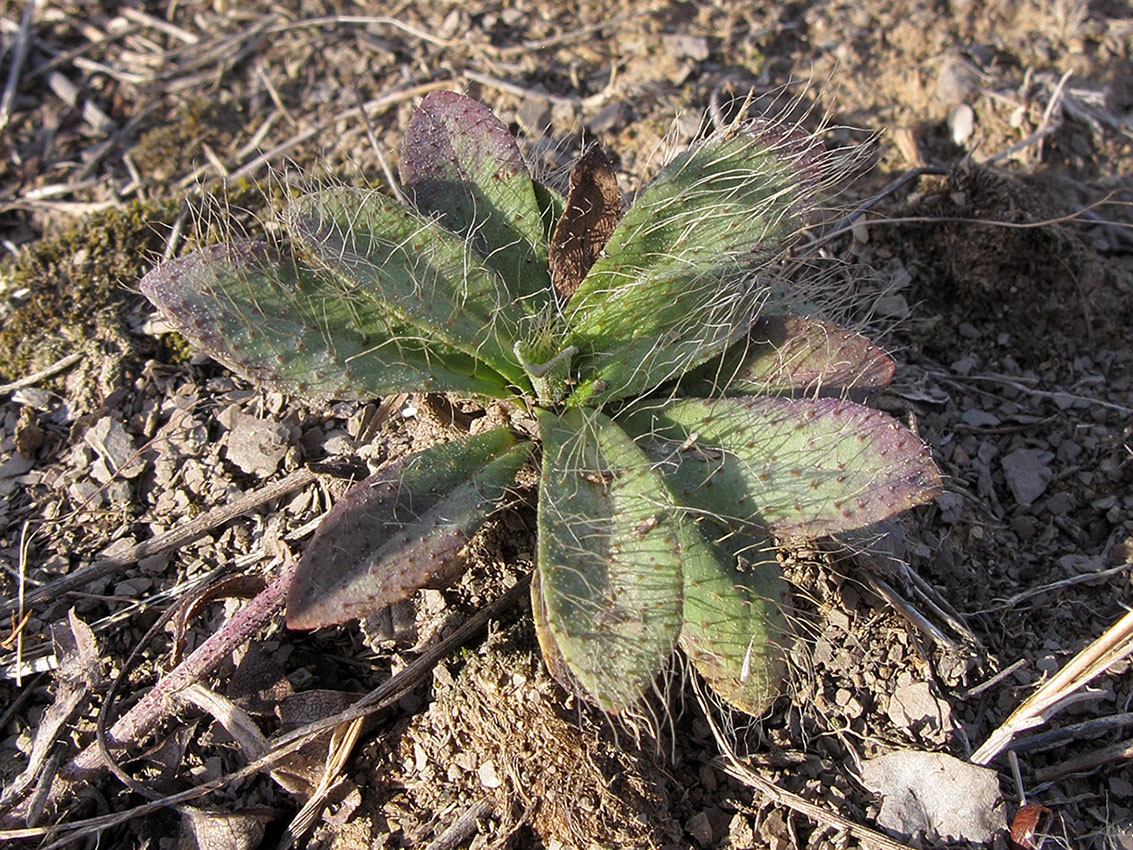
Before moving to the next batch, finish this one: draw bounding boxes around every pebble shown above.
[84,416,145,479]
[948,103,975,145]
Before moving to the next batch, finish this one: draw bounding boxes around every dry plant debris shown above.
[0,1,1131,849]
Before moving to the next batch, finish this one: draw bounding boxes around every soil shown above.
[1,1,1131,849]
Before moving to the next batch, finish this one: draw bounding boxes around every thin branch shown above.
[981,69,1072,167]
[462,70,583,107]
[1,579,528,841]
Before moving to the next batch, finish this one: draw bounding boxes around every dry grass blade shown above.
[276,716,364,850]
[972,610,1133,764]
[0,352,84,396]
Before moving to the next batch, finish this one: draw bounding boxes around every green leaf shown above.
[139,241,511,399]
[536,407,683,712]
[687,314,896,397]
[530,565,589,699]
[564,128,817,405]
[401,90,554,311]
[284,187,527,385]
[632,396,942,540]
[677,525,789,716]
[287,429,531,629]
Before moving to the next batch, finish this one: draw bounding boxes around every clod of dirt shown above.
[889,161,1105,351]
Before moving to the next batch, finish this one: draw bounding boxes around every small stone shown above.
[11,387,53,410]
[948,103,975,145]
[587,101,628,134]
[84,416,146,479]
[936,491,964,524]
[1002,448,1053,506]
[1011,514,1038,540]
[686,810,713,846]
[1110,776,1133,800]
[663,33,710,61]
[951,355,978,375]
[478,760,502,789]
[0,453,34,480]
[960,409,1000,428]
[224,412,292,477]
[888,680,955,739]
[138,551,172,574]
[1045,492,1075,515]
[873,293,909,319]
[1059,554,1103,573]
[936,57,977,105]
[861,750,1005,843]
[322,433,354,455]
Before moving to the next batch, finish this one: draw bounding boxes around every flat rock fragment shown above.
[860,750,1005,844]
[1001,448,1053,506]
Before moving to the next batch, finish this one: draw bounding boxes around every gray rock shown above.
[223,412,292,477]
[84,416,146,479]
[1001,448,1054,506]
[860,750,1005,843]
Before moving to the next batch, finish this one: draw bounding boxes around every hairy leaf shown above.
[400,90,554,310]
[536,408,683,712]
[678,526,789,715]
[140,241,511,399]
[564,127,819,405]
[689,314,896,397]
[530,566,589,699]
[287,429,531,629]
[632,396,941,539]
[284,188,526,385]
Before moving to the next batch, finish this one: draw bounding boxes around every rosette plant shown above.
[141,91,940,716]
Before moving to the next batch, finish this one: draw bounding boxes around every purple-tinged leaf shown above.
[140,241,510,399]
[401,90,554,305]
[633,396,942,540]
[696,314,896,397]
[287,429,531,630]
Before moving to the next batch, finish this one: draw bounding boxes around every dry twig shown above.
[0,0,38,132]
[972,610,1133,764]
